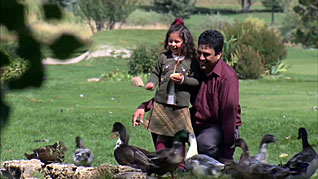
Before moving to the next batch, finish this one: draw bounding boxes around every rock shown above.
[131,76,144,87]
[1,160,146,179]
[1,159,44,178]
[113,172,148,179]
[87,78,100,82]
[44,163,145,178]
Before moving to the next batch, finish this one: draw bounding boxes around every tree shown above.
[153,0,196,19]
[76,0,138,33]
[237,0,256,12]
[0,0,85,129]
[261,0,283,24]
[293,0,318,48]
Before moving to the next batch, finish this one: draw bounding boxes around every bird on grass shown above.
[24,141,67,164]
[224,138,295,179]
[185,133,224,177]
[148,130,190,179]
[282,127,318,179]
[73,136,94,167]
[110,122,159,173]
[252,134,278,164]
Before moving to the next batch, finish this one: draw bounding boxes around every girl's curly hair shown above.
[164,19,196,59]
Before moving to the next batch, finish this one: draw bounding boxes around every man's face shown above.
[197,45,221,72]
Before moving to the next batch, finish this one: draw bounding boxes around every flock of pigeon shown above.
[24,122,318,178]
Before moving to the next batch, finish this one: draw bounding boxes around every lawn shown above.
[1,44,317,168]
[1,10,317,179]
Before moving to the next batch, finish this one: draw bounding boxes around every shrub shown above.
[100,69,132,81]
[128,44,161,75]
[279,11,302,44]
[293,0,318,48]
[0,43,29,83]
[126,9,175,26]
[240,25,287,71]
[221,17,287,77]
[234,45,264,79]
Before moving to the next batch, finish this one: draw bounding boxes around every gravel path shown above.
[42,45,132,65]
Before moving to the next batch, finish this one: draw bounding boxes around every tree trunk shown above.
[96,20,103,32]
[271,7,275,25]
[87,19,96,34]
[245,0,253,12]
[241,0,246,12]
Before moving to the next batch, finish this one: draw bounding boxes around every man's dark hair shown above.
[198,29,224,55]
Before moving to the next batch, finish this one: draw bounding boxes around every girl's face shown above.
[168,32,183,56]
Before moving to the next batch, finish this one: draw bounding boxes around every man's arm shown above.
[219,75,240,160]
[132,98,154,127]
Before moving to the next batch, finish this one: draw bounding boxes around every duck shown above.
[110,122,158,173]
[283,127,318,179]
[73,136,94,167]
[251,134,278,164]
[185,133,225,177]
[224,138,295,179]
[148,130,190,179]
[24,141,67,164]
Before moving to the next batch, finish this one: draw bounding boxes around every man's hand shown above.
[132,108,145,127]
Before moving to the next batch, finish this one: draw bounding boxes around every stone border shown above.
[1,159,147,179]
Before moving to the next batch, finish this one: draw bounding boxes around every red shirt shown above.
[193,59,241,159]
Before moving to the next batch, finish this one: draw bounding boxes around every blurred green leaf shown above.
[8,34,43,89]
[293,6,305,15]
[0,51,10,67]
[299,0,311,6]
[0,94,10,129]
[50,34,85,59]
[18,34,42,61]
[42,3,63,20]
[0,0,25,32]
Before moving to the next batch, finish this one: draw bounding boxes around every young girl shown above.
[143,18,200,168]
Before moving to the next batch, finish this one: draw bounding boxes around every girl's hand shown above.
[170,73,184,84]
[145,82,155,90]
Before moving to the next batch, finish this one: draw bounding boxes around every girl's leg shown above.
[151,132,158,149]
[156,135,172,151]
[156,135,186,171]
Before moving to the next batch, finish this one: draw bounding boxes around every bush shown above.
[126,9,175,26]
[221,17,287,78]
[0,43,29,83]
[234,45,264,79]
[240,25,287,71]
[279,11,302,44]
[128,44,161,75]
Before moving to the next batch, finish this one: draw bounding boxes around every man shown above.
[133,29,241,163]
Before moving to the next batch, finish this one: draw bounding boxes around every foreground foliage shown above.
[0,0,85,129]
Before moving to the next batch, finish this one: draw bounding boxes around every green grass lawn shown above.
[1,11,317,178]
[90,12,287,51]
[1,46,317,168]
